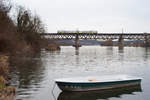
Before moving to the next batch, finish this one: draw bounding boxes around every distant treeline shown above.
[0,0,46,54]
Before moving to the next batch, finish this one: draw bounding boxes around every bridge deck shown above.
[41,33,150,35]
[40,33,150,40]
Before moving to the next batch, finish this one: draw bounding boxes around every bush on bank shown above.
[0,56,16,100]
[16,6,46,52]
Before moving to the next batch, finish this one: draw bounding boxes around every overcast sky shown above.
[12,0,150,33]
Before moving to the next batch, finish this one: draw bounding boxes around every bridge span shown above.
[40,33,150,48]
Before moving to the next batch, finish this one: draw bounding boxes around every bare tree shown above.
[16,6,46,50]
[17,7,45,34]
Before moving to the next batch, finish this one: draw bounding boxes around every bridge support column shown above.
[118,35,124,49]
[74,34,80,50]
[144,33,150,47]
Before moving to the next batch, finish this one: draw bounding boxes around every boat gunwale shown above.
[55,78,142,84]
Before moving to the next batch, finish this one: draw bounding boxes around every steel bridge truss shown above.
[40,33,150,40]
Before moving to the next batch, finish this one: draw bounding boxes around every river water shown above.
[10,46,150,100]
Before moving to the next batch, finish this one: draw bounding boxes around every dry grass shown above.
[0,76,6,88]
[0,56,16,100]
[0,56,9,88]
[0,86,16,100]
[0,56,9,76]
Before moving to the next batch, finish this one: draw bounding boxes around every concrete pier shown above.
[118,34,124,49]
[74,34,81,50]
[144,33,150,47]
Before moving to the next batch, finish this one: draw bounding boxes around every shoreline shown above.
[0,55,16,100]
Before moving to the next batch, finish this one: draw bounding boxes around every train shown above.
[57,30,98,34]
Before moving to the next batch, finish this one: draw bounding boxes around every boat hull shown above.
[58,84,142,100]
[56,79,141,92]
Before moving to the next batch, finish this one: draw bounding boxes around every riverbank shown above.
[101,40,146,47]
[0,55,16,100]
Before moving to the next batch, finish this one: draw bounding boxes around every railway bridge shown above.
[40,33,150,49]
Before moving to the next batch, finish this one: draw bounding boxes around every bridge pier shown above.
[74,34,80,50]
[118,35,124,49]
[144,33,150,47]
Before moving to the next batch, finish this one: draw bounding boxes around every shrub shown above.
[0,0,23,53]
[16,7,46,51]
[0,56,9,76]
[0,76,6,88]
[0,56,9,89]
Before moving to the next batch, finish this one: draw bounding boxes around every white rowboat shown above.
[55,75,142,92]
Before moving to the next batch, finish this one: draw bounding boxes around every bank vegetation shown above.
[0,0,60,55]
[0,56,16,100]
[0,0,60,99]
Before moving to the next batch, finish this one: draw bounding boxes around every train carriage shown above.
[57,30,98,34]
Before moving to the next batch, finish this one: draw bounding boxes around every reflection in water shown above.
[75,49,79,55]
[118,46,124,51]
[8,46,150,100]
[9,54,45,98]
[49,50,61,55]
[118,47,124,53]
[106,47,113,55]
[144,48,150,60]
[75,47,79,51]
[58,85,142,100]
